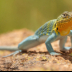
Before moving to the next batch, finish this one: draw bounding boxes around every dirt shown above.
[0,28,72,71]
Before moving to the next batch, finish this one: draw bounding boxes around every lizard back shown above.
[35,19,57,37]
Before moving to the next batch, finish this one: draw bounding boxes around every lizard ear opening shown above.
[57,28,58,30]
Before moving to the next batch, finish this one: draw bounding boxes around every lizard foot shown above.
[3,50,22,58]
[50,52,61,56]
[60,47,72,52]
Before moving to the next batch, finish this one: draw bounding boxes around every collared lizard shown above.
[1,11,72,57]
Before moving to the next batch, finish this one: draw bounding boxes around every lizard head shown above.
[56,11,72,36]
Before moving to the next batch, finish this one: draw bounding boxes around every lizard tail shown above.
[0,46,18,51]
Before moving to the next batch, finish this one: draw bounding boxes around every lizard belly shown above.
[39,35,49,43]
[39,35,63,43]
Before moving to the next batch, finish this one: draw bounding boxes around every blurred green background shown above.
[0,0,72,34]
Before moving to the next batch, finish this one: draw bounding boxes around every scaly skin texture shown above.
[1,11,72,57]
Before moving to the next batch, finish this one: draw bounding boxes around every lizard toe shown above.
[50,52,61,56]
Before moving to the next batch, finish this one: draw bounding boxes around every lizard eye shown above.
[62,13,69,18]
[63,14,66,16]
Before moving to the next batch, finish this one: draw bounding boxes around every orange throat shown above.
[57,20,72,36]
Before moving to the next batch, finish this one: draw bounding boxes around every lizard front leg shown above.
[59,36,71,52]
[70,36,72,48]
[68,30,72,48]
[45,33,61,55]
[70,30,72,48]
[60,30,72,52]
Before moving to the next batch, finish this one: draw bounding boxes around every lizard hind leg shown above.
[18,35,40,50]
[3,35,40,58]
[3,50,22,58]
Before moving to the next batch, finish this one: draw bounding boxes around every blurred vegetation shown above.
[0,0,72,34]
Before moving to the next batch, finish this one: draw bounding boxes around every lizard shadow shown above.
[6,50,72,63]
[60,52,72,63]
[22,50,72,63]
[22,50,49,55]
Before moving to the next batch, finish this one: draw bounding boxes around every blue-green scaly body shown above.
[35,19,57,36]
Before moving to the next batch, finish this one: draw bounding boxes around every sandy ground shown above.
[0,29,72,71]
